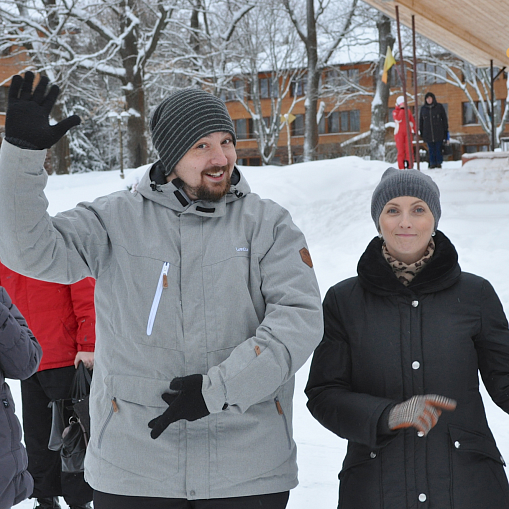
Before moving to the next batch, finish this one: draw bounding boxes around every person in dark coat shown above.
[419,92,449,169]
[306,168,509,509]
[0,286,42,509]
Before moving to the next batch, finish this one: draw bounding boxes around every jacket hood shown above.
[135,160,250,217]
[357,230,461,296]
[425,92,437,105]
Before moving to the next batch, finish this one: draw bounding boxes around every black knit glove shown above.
[388,394,456,436]
[5,71,81,150]
[148,374,210,439]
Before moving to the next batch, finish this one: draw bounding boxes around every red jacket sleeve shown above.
[70,277,96,352]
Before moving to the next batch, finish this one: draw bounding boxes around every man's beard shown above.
[181,166,232,202]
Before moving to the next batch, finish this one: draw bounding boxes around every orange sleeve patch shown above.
[299,247,313,268]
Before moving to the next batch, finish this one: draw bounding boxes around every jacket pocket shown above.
[214,386,294,482]
[338,443,382,509]
[449,424,509,507]
[108,257,181,350]
[96,375,181,481]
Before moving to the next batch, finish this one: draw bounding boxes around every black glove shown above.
[5,71,81,150]
[148,374,210,439]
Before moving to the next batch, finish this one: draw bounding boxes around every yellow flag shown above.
[382,46,396,84]
[280,113,296,124]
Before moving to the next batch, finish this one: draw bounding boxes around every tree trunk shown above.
[125,78,148,169]
[304,0,319,162]
[51,102,71,174]
[370,14,394,161]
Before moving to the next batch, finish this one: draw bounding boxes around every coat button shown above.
[419,493,427,502]
[412,361,420,370]
[190,490,196,497]
[417,431,425,437]
[412,300,419,307]
[454,441,460,448]
[370,452,377,458]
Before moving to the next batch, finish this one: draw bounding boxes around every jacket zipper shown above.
[274,397,292,449]
[98,397,117,449]
[2,398,19,473]
[147,262,170,336]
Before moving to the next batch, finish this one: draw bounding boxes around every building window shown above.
[463,100,503,125]
[291,78,307,97]
[323,110,360,134]
[220,80,245,102]
[292,114,305,136]
[325,67,360,88]
[318,115,326,134]
[416,63,446,85]
[328,112,340,133]
[464,145,489,153]
[340,68,359,87]
[462,67,504,83]
[0,86,7,113]
[237,157,261,166]
[234,118,248,139]
[259,77,279,99]
[340,110,360,132]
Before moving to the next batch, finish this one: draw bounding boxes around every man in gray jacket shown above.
[0,72,323,509]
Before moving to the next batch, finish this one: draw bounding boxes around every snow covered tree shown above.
[221,0,305,165]
[0,0,175,170]
[417,49,509,148]
[369,12,394,161]
[281,0,359,161]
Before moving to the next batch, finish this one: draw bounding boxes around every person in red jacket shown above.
[392,95,416,169]
[0,263,95,509]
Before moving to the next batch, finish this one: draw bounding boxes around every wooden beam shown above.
[362,0,509,67]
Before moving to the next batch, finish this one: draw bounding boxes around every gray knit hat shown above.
[371,168,441,229]
[150,88,236,176]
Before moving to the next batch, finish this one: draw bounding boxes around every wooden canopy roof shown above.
[362,0,509,68]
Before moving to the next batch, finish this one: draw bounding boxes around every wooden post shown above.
[491,59,495,151]
[412,15,420,170]
[396,5,414,169]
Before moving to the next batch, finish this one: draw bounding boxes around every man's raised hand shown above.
[5,71,81,150]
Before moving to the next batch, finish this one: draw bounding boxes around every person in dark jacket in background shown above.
[0,264,96,509]
[306,168,509,509]
[419,92,449,169]
[0,286,42,509]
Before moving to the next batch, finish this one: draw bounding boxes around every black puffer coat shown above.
[306,231,509,509]
[419,92,448,143]
[0,287,41,509]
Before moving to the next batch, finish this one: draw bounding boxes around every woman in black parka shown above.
[306,168,509,509]
[0,286,42,509]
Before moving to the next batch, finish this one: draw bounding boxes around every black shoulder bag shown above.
[48,362,92,473]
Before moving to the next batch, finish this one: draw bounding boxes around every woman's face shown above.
[379,196,435,265]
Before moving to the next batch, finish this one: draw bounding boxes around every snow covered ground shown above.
[9,156,509,508]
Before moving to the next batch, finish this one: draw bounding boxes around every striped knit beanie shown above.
[150,88,236,176]
[371,168,441,229]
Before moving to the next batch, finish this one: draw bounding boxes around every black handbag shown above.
[48,362,92,473]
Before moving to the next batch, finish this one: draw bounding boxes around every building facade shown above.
[223,61,508,166]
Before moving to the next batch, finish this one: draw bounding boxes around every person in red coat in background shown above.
[392,95,416,169]
[0,263,95,509]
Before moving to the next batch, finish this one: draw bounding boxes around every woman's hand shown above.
[389,394,457,435]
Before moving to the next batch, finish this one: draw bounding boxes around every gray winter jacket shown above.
[0,141,323,499]
[0,286,42,509]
